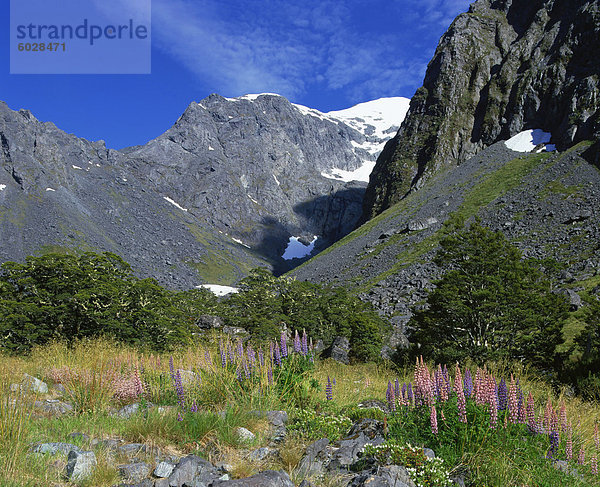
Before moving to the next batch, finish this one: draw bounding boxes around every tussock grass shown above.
[1,338,600,486]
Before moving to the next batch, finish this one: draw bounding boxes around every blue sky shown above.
[1,0,472,149]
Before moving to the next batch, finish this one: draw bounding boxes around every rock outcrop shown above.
[363,0,600,221]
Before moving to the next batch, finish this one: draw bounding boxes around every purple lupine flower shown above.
[267,365,273,385]
[177,412,184,421]
[463,370,473,398]
[547,431,559,459]
[401,383,407,405]
[407,383,413,402]
[591,454,597,475]
[301,329,309,356]
[247,345,256,369]
[280,330,288,359]
[386,381,396,411]
[236,340,244,359]
[219,340,227,368]
[394,379,400,400]
[174,370,185,409]
[332,378,336,386]
[169,356,175,380]
[236,366,243,382]
[190,401,198,413]
[227,343,235,365]
[258,348,265,366]
[243,358,250,378]
[273,342,281,366]
[497,378,507,411]
[326,376,333,401]
[294,330,301,354]
[204,350,213,369]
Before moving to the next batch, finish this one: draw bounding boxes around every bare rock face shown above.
[363,0,600,220]
[0,94,405,284]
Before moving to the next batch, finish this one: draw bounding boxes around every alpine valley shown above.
[1,0,599,356]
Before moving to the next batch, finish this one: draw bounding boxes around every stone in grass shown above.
[118,443,160,459]
[34,399,74,415]
[11,373,49,394]
[113,402,154,419]
[153,461,175,478]
[349,465,414,487]
[248,447,278,462]
[31,442,81,455]
[235,427,256,443]
[297,438,330,477]
[118,462,151,483]
[167,455,218,487]
[64,450,97,480]
[211,470,294,486]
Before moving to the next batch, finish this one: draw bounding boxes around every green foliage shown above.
[572,297,600,399]
[0,253,189,353]
[224,269,387,361]
[406,219,569,368]
[362,442,451,487]
[288,408,352,441]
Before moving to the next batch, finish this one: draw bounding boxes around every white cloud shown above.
[145,0,471,101]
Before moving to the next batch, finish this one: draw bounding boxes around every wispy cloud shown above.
[144,0,471,102]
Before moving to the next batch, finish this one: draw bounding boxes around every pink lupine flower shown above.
[542,396,553,434]
[431,405,438,435]
[566,422,573,461]
[578,446,585,465]
[559,403,567,433]
[508,375,518,424]
[592,454,598,475]
[489,387,498,429]
[526,393,536,432]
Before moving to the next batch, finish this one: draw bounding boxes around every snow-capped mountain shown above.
[0,93,409,285]
[291,97,410,182]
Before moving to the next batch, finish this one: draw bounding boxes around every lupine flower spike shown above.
[294,330,301,353]
[578,446,585,465]
[430,405,438,435]
[386,381,396,411]
[326,376,333,401]
[592,454,598,475]
[280,330,288,359]
[455,365,467,423]
[566,421,573,461]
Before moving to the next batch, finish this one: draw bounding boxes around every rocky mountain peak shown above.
[362,0,600,221]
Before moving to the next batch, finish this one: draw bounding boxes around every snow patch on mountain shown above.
[163,196,188,212]
[505,129,556,153]
[282,236,318,260]
[197,284,239,296]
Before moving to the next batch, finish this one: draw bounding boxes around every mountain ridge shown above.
[362,0,600,222]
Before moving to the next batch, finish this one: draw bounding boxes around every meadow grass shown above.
[0,337,599,486]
